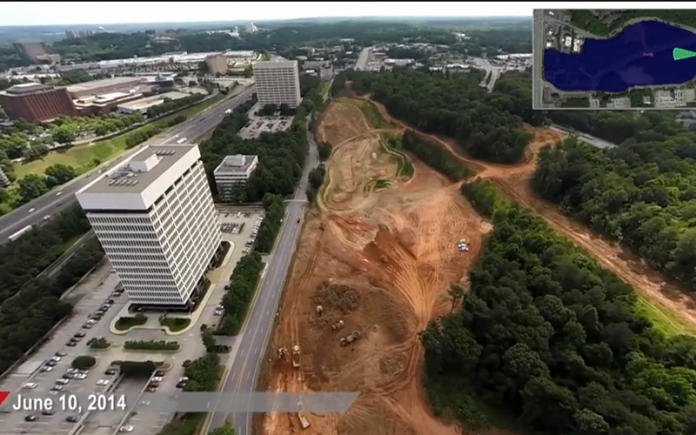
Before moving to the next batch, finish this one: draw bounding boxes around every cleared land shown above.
[259,86,696,435]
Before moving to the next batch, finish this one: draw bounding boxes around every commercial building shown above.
[76,144,222,309]
[213,155,258,201]
[245,22,258,33]
[73,91,143,116]
[13,42,48,63]
[252,60,301,108]
[205,54,229,75]
[0,83,76,123]
[66,77,144,99]
[116,91,190,114]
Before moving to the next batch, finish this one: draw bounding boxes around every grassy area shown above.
[160,317,191,332]
[635,294,696,337]
[114,315,148,331]
[319,81,331,99]
[560,97,591,108]
[13,94,225,179]
[365,178,392,192]
[379,135,415,179]
[629,89,653,108]
[337,97,394,129]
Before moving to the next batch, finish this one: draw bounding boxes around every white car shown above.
[67,368,79,374]
[74,373,87,380]
[40,366,53,372]
[56,378,70,385]
[119,426,134,433]
[151,376,163,382]
[56,191,63,196]
[28,208,35,213]
[22,382,38,389]
[96,379,110,386]
[140,400,151,406]
[50,356,61,362]
[179,376,189,382]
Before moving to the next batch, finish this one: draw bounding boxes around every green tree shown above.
[52,125,76,145]
[447,283,465,313]
[210,424,237,435]
[17,174,48,202]
[71,355,96,370]
[202,328,217,352]
[44,164,76,188]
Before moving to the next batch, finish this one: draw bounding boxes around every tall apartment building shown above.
[214,155,259,201]
[76,144,222,309]
[0,83,76,123]
[252,61,302,108]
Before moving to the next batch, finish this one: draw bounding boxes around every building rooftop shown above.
[83,144,197,195]
[253,60,297,70]
[214,154,257,175]
[117,91,189,111]
[66,77,142,94]
[1,83,54,95]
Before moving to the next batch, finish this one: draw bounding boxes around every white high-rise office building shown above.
[76,144,221,307]
[245,22,258,33]
[253,60,302,108]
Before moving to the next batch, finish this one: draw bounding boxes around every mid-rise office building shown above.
[213,155,259,201]
[76,144,221,309]
[253,61,301,108]
[0,83,76,123]
[205,54,229,75]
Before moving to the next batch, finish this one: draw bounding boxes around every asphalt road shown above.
[550,123,618,149]
[208,130,319,435]
[0,86,256,242]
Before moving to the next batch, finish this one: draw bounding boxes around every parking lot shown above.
[119,370,183,435]
[0,263,128,435]
[218,209,264,258]
[81,377,149,435]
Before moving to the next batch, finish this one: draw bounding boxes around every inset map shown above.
[533,10,696,110]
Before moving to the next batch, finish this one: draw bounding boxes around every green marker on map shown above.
[673,47,696,61]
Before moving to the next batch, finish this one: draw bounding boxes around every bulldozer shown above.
[340,329,363,347]
[315,305,323,316]
[332,320,345,331]
[277,346,288,361]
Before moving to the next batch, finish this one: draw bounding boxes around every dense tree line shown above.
[145,93,205,118]
[317,142,332,161]
[124,114,186,148]
[533,133,696,293]
[0,204,104,375]
[306,164,326,203]
[255,193,285,253]
[183,351,221,392]
[333,69,533,164]
[217,252,264,336]
[401,130,475,181]
[423,177,696,434]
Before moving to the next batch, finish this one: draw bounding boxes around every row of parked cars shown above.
[242,217,263,255]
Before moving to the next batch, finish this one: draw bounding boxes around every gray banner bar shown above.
[1,392,359,414]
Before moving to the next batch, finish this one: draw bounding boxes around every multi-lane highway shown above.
[0,86,256,241]
[208,131,319,435]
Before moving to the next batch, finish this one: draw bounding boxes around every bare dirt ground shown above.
[363,96,696,333]
[259,100,497,435]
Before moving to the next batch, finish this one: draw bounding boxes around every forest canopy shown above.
[422,178,696,435]
[332,69,533,164]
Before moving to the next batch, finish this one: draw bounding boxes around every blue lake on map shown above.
[544,20,696,93]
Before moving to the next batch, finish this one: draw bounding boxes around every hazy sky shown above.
[0,2,687,27]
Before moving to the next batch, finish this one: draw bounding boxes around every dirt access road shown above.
[362,96,696,334]
[256,100,514,435]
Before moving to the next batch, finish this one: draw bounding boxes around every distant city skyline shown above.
[0,2,684,27]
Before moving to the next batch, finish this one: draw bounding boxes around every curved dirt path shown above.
[363,95,696,334]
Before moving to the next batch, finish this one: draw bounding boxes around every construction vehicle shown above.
[315,305,323,316]
[297,401,311,429]
[332,320,345,331]
[277,347,288,361]
[340,328,363,347]
[292,345,301,368]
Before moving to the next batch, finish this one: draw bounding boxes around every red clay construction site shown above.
[255,90,696,435]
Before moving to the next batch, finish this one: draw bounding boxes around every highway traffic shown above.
[0,86,256,242]
[208,131,319,435]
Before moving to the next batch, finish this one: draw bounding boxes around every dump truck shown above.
[292,345,301,368]
[332,320,345,331]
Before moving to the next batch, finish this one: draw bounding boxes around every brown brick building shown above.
[0,83,76,123]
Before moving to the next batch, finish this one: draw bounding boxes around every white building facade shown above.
[76,144,221,307]
[214,155,258,201]
[252,60,302,108]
